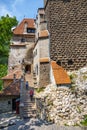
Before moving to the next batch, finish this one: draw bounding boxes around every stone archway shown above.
[25,65,31,73]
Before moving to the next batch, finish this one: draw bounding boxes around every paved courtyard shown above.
[0,112,87,130]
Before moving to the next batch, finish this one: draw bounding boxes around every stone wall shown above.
[39,62,50,87]
[12,35,35,42]
[45,0,87,70]
[8,42,34,70]
[37,84,87,126]
[0,97,12,113]
[39,38,49,58]
[33,38,49,86]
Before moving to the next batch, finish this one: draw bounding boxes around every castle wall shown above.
[8,42,35,71]
[33,43,40,85]
[45,0,87,70]
[0,97,12,113]
[12,35,35,43]
[39,38,49,58]
[39,62,50,87]
[33,38,50,86]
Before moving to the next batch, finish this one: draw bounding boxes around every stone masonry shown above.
[44,0,87,70]
[39,62,50,87]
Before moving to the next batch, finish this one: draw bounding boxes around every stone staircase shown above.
[25,73,34,87]
[20,75,37,118]
[23,97,36,118]
[25,72,38,88]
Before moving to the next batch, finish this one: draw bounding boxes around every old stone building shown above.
[9,18,35,73]
[33,8,50,87]
[44,0,87,70]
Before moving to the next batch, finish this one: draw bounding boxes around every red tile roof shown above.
[0,80,20,96]
[40,58,49,63]
[13,18,35,35]
[39,30,49,38]
[2,70,22,80]
[51,61,71,85]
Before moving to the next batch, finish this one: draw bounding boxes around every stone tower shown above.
[9,19,35,73]
[44,0,87,70]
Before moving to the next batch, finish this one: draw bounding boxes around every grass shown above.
[35,87,45,93]
[80,115,87,126]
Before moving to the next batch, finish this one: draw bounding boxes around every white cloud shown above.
[0,4,12,17]
[11,0,25,20]
[12,0,24,11]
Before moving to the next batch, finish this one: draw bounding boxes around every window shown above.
[57,60,61,66]
[8,101,11,105]
[27,28,35,33]
[36,65,38,75]
[21,38,25,42]
[36,49,37,55]
[40,14,44,18]
[68,59,73,65]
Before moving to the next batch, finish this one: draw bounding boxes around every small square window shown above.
[8,101,11,105]
[27,28,35,33]
[21,38,25,42]
[57,60,61,66]
[68,59,73,65]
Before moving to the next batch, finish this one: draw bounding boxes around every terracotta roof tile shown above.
[40,58,49,63]
[2,70,22,80]
[51,61,71,85]
[13,18,35,35]
[0,80,20,96]
[39,30,49,38]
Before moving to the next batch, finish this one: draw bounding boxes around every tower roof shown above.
[51,61,71,85]
[13,18,35,35]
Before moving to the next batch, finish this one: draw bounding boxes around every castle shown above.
[0,0,87,113]
[2,0,87,87]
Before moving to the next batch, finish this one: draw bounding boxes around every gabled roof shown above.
[0,80,20,96]
[1,70,22,80]
[51,61,71,85]
[39,30,49,38]
[13,18,35,35]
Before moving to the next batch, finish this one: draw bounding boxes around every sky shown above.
[0,0,44,22]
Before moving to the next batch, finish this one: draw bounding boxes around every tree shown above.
[0,14,18,64]
[0,15,18,90]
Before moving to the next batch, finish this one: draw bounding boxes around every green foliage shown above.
[83,75,87,80]
[35,87,45,93]
[0,14,18,64]
[0,15,18,90]
[80,115,87,126]
[0,64,8,90]
[47,100,53,106]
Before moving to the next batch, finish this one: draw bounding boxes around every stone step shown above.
[23,107,36,111]
[23,113,36,118]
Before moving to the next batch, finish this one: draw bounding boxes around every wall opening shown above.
[68,59,73,65]
[57,60,61,66]
[25,65,31,73]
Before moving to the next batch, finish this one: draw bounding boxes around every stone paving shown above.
[0,112,87,130]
